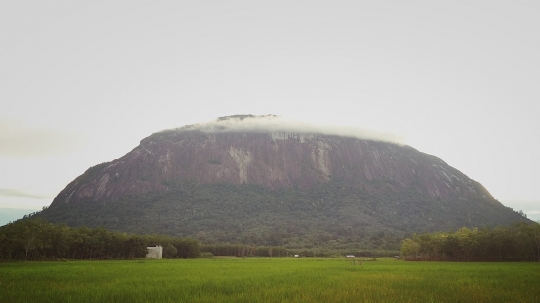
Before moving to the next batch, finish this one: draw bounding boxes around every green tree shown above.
[163,243,177,258]
[400,238,420,259]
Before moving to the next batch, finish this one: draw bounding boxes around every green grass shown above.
[1,258,539,302]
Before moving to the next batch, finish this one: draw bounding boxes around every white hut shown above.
[146,246,163,259]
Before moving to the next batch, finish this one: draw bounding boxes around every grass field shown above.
[1,258,539,302]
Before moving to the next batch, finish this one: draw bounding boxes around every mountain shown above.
[35,115,527,249]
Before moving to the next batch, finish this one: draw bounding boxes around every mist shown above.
[0,188,52,200]
[175,115,404,144]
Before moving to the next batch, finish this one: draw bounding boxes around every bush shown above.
[163,243,178,258]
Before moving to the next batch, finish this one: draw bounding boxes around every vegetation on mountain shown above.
[34,178,528,250]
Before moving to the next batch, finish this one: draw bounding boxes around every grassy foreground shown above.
[1,258,539,303]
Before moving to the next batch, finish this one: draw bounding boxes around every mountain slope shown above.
[36,115,527,248]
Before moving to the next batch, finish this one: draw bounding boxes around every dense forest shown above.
[3,218,539,261]
[0,218,294,260]
[0,218,200,260]
[400,222,540,261]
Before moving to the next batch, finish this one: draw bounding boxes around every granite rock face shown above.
[52,127,491,206]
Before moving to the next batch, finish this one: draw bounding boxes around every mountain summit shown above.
[38,115,526,248]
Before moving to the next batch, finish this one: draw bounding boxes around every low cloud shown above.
[0,188,53,199]
[178,115,404,143]
[0,118,83,157]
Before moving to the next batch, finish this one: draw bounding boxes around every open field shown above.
[1,258,539,302]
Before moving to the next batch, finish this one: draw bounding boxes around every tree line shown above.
[0,218,200,260]
[400,222,540,261]
[200,244,288,257]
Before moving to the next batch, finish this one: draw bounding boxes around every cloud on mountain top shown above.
[180,115,404,144]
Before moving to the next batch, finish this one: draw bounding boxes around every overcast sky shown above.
[1,1,539,222]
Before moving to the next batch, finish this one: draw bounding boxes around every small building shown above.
[346,255,355,258]
[146,246,163,259]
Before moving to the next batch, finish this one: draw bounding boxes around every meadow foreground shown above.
[1,258,539,302]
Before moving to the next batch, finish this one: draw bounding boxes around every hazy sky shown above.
[1,1,539,222]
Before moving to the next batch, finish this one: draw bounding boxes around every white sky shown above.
[1,1,539,221]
